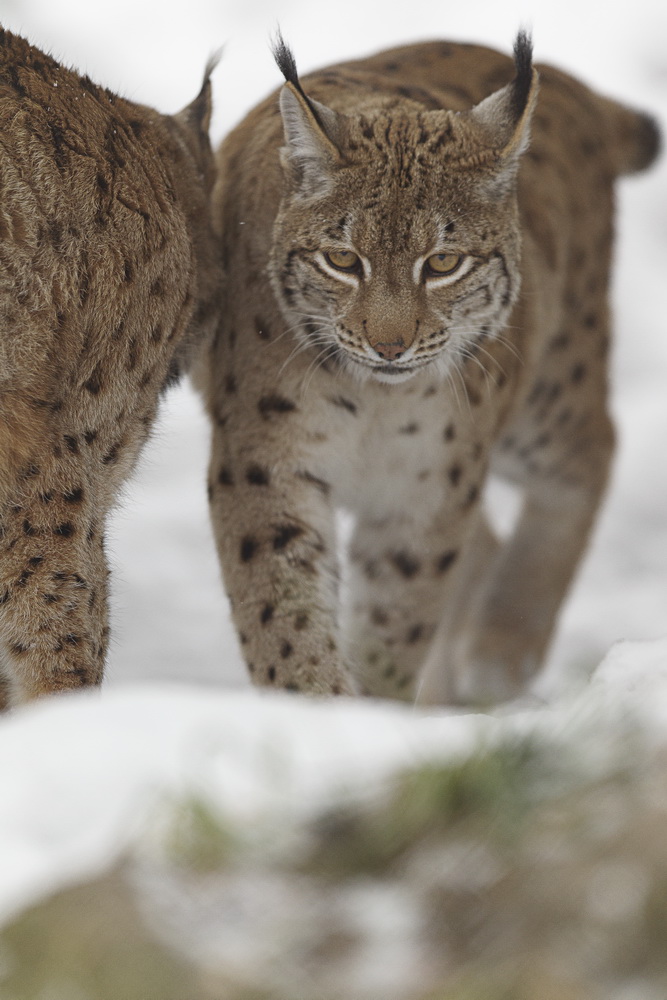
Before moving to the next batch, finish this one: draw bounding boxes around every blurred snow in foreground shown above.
[1,638,667,997]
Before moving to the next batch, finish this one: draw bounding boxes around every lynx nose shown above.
[373,340,405,361]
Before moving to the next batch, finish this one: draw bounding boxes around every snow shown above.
[0,0,665,953]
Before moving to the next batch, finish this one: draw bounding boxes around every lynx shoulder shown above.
[197,33,659,702]
[0,28,220,705]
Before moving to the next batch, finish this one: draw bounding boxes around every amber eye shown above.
[424,253,463,277]
[324,250,361,272]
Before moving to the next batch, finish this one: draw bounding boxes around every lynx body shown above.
[198,34,659,702]
[0,29,220,705]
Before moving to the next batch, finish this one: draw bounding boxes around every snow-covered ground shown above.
[0,0,665,991]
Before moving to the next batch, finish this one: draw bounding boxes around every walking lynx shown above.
[0,28,220,706]
[197,32,659,703]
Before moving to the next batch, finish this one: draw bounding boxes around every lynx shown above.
[197,32,659,703]
[0,28,220,706]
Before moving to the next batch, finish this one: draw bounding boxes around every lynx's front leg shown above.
[207,419,356,696]
[0,469,110,705]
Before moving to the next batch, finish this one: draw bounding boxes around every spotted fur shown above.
[196,33,659,702]
[0,28,221,706]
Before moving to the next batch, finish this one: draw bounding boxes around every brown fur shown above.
[0,28,221,705]
[196,34,659,703]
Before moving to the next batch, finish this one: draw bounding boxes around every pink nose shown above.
[373,340,405,361]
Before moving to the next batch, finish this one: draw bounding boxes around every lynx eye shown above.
[424,253,463,277]
[324,250,361,272]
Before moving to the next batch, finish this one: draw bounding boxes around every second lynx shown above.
[196,33,659,703]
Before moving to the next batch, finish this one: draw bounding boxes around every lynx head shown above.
[269,33,538,384]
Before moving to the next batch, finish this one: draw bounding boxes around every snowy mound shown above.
[2,637,667,998]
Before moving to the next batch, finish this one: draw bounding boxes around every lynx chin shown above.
[196,31,660,703]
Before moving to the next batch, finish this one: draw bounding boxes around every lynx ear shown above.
[470,30,539,178]
[272,34,345,196]
[173,52,219,179]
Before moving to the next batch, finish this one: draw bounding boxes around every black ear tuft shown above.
[271,30,300,88]
[511,29,534,118]
[271,30,328,131]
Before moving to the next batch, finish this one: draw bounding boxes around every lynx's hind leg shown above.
[450,403,615,705]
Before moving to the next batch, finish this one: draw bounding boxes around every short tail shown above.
[599,96,661,176]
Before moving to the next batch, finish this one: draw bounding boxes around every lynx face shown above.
[270,100,528,384]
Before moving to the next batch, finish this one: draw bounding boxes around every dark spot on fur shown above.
[329,395,358,415]
[294,613,309,631]
[571,363,587,383]
[240,536,258,562]
[63,487,84,504]
[464,485,480,507]
[436,550,459,574]
[390,551,421,579]
[54,522,75,538]
[407,624,425,644]
[296,470,331,496]
[371,607,389,627]
[258,394,297,419]
[280,640,293,659]
[448,465,462,487]
[260,603,275,625]
[218,466,234,487]
[550,332,570,352]
[22,520,37,537]
[64,435,79,454]
[267,666,277,683]
[246,464,270,486]
[444,423,456,441]
[126,339,138,371]
[273,524,304,550]
[84,367,103,394]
